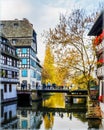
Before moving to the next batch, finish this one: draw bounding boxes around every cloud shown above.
[1,0,104,63]
[1,0,31,19]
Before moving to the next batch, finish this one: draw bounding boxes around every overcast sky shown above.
[0,0,103,63]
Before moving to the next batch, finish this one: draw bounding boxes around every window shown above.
[22,70,28,77]
[9,111,12,119]
[12,39,17,44]
[21,110,27,117]
[22,120,28,129]
[30,59,36,67]
[3,39,6,43]
[16,48,19,54]
[5,70,8,78]
[4,112,7,120]
[9,84,12,92]
[22,48,27,54]
[14,23,19,27]
[15,72,18,78]
[8,71,12,78]
[30,70,36,78]
[37,74,41,80]
[4,84,7,92]
[4,56,7,65]
[22,58,27,64]
[12,71,15,78]
[12,59,14,66]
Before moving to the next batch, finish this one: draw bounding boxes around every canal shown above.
[1,93,104,130]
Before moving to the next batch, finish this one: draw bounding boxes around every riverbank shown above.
[86,100,102,119]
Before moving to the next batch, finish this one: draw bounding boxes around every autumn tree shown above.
[42,44,56,84]
[55,65,69,86]
[43,8,102,94]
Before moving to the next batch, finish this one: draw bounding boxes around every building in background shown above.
[88,11,104,120]
[0,33,19,103]
[1,18,42,89]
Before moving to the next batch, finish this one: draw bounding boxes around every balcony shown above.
[96,40,104,52]
[0,77,19,83]
[1,64,19,71]
[97,66,104,77]
[94,30,104,46]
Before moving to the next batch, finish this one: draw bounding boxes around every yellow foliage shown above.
[43,112,54,129]
[71,74,94,90]
[42,44,56,84]
[43,93,65,108]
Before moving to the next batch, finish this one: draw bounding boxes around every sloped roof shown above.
[0,32,14,49]
[88,10,104,36]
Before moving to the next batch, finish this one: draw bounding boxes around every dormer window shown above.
[3,39,6,43]
[12,39,17,44]
[14,23,19,27]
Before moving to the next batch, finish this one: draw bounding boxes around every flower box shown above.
[94,30,104,46]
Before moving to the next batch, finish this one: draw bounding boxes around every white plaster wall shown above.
[19,68,37,89]
[0,84,4,89]
[4,84,17,100]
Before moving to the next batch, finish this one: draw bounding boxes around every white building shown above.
[0,33,19,103]
[88,10,104,120]
[1,18,42,90]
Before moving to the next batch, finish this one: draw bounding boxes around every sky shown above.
[0,0,104,63]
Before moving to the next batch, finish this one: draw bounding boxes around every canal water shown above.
[1,93,104,130]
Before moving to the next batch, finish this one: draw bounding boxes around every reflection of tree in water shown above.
[42,93,65,108]
[43,112,54,129]
[73,113,87,122]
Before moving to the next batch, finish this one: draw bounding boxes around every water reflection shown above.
[0,93,104,130]
[42,93,65,108]
[17,109,43,129]
[88,119,102,129]
[0,101,18,129]
[43,112,54,129]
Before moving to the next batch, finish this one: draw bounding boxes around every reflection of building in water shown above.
[17,109,42,129]
[67,113,72,120]
[0,102,18,129]
[43,112,54,129]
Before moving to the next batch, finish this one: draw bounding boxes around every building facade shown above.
[0,34,19,103]
[1,18,42,90]
[88,11,104,119]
